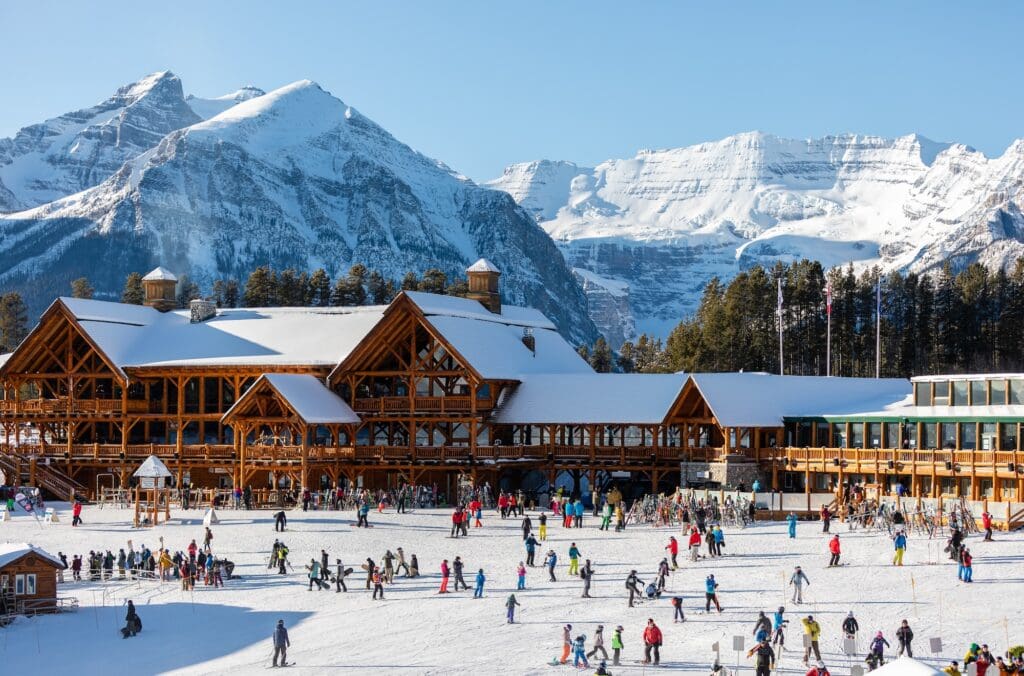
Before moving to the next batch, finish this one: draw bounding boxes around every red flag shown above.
[826,282,832,316]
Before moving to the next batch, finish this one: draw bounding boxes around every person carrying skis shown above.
[827,534,841,567]
[801,615,822,664]
[790,565,810,603]
[543,550,558,581]
[842,611,859,639]
[473,568,485,598]
[868,631,889,667]
[705,574,722,612]
[587,625,610,661]
[642,618,663,666]
[453,556,468,591]
[538,512,548,541]
[666,536,679,569]
[611,625,624,666]
[896,619,914,657]
[335,558,347,592]
[272,619,290,667]
[626,570,643,608]
[517,561,527,590]
[525,534,539,567]
[787,511,798,538]
[439,559,450,593]
[747,639,776,676]
[573,633,590,669]
[568,543,581,575]
[753,611,772,642]
[505,593,520,623]
[772,606,787,648]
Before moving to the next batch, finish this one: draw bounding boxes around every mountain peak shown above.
[113,70,183,105]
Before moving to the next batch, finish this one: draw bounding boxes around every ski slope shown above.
[0,503,1020,674]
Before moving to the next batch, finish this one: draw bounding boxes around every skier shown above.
[538,512,548,541]
[665,536,679,569]
[276,542,289,575]
[611,625,624,666]
[568,543,581,575]
[525,534,539,567]
[827,534,841,567]
[505,593,520,623]
[790,565,810,603]
[896,619,914,657]
[271,619,290,667]
[453,556,468,591]
[801,615,822,665]
[588,625,610,661]
[521,514,532,540]
[787,511,798,538]
[371,566,384,600]
[573,633,590,669]
[72,500,83,527]
[672,595,685,623]
[820,504,832,532]
[868,631,889,668]
[274,510,287,532]
[335,558,347,592]
[842,611,859,640]
[625,569,643,608]
[642,618,662,666]
[439,559,450,593]
[705,573,722,612]
[543,550,558,582]
[600,500,613,531]
[473,568,485,598]
[753,611,772,642]
[772,606,787,649]
[747,639,776,676]
[892,529,907,566]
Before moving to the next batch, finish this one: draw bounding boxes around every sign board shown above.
[851,666,864,676]
[843,638,857,655]
[732,636,744,651]
[929,638,943,654]
[711,641,720,653]
[802,634,813,648]
[140,477,158,489]
[0,507,7,522]
[43,508,58,524]
[211,468,229,474]
[967,663,978,676]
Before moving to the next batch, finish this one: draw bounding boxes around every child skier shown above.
[473,568,485,598]
[587,625,609,661]
[868,631,890,667]
[505,593,520,623]
[517,561,526,589]
[573,634,590,669]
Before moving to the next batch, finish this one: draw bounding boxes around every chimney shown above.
[465,258,501,314]
[142,266,178,312]
[190,299,217,323]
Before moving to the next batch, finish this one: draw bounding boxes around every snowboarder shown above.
[335,559,347,592]
[895,619,914,657]
[559,624,573,664]
[790,565,810,603]
[612,626,624,666]
[274,510,287,532]
[271,619,290,667]
[307,559,326,591]
[642,618,662,666]
[666,536,679,569]
[524,534,539,567]
[827,534,841,567]
[747,639,776,676]
[705,574,722,612]
[587,625,610,661]
[320,550,330,583]
[892,530,907,566]
[787,511,798,538]
[473,568,485,598]
[626,570,643,607]
[801,615,822,664]
[505,593,520,623]
[371,566,384,600]
[543,550,558,581]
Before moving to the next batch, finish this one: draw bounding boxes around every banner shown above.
[14,491,35,514]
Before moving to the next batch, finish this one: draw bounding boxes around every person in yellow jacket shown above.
[801,615,822,664]
[158,549,173,581]
[943,659,961,675]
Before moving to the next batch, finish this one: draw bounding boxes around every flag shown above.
[777,278,783,317]
[876,279,882,315]
[14,491,34,515]
[826,282,832,316]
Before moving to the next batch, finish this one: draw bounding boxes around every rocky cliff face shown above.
[0,80,598,345]
[489,132,1024,345]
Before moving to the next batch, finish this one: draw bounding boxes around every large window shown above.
[905,424,917,449]
[981,423,997,450]
[971,380,987,405]
[849,423,865,449]
[884,422,899,448]
[832,423,847,448]
[1000,423,1018,451]
[1011,380,1024,405]
[941,423,957,450]
[816,422,830,447]
[921,423,937,449]
[960,423,977,450]
[933,381,950,406]
[868,423,882,449]
[990,380,1007,405]
[951,381,969,406]
[914,383,931,406]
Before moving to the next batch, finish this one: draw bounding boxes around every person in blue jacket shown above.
[524,534,539,566]
[573,634,590,668]
[892,530,907,566]
[772,606,787,648]
[544,550,558,581]
[574,499,585,528]
[473,568,485,598]
[357,501,371,528]
[705,573,722,612]
[787,512,798,539]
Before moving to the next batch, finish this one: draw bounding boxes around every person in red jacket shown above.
[451,509,462,538]
[688,527,702,562]
[981,511,993,541]
[806,661,831,676]
[827,535,841,567]
[642,618,663,665]
[71,500,83,527]
[665,536,679,569]
[439,559,450,593]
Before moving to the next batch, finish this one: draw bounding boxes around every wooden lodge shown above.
[0,543,69,616]
[1,262,1023,504]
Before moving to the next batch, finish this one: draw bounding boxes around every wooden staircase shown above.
[0,452,87,502]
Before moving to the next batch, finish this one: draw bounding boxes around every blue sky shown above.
[1,2,1021,180]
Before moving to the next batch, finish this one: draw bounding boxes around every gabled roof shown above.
[134,454,172,478]
[0,543,63,569]
[493,373,688,424]
[467,258,500,273]
[688,373,912,427]
[142,266,178,281]
[222,374,360,425]
[405,291,553,329]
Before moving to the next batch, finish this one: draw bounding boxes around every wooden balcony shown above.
[0,398,148,416]
[352,396,474,414]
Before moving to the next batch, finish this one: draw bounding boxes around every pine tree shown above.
[0,292,28,352]
[418,269,447,294]
[445,278,469,297]
[347,264,368,305]
[400,272,419,291]
[70,277,94,299]
[223,280,240,308]
[367,271,388,304]
[616,340,636,373]
[176,275,201,308]
[121,272,145,305]
[576,344,590,362]
[308,269,332,307]
[589,337,613,373]
[243,266,277,307]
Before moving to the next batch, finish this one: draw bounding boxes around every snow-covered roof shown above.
[223,374,360,425]
[405,291,553,329]
[0,543,63,569]
[142,266,177,281]
[912,373,1024,382]
[0,353,10,369]
[493,374,688,424]
[838,398,1024,420]
[58,298,385,370]
[467,258,500,273]
[688,373,912,427]
[870,657,942,675]
[133,454,172,478]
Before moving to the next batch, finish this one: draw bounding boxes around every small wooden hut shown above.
[133,454,172,527]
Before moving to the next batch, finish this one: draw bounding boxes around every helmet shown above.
[778,606,785,612]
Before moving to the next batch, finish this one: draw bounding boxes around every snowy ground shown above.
[1,503,1021,675]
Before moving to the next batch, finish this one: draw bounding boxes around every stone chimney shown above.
[465,258,501,314]
[142,266,178,312]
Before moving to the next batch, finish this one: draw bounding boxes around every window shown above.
[868,423,882,448]
[1011,380,1024,405]
[914,383,931,406]
[797,422,812,447]
[14,574,24,595]
[951,381,969,406]
[1000,423,1017,451]
[960,423,976,450]
[849,423,864,449]
[921,423,937,449]
[905,424,917,449]
[26,574,36,595]
[933,381,950,405]
[981,423,997,450]
[815,422,830,447]
[971,380,987,406]
[624,426,644,447]
[990,380,1007,405]
[941,423,956,450]
[1,574,7,591]
[737,428,751,449]
[832,423,847,448]
[884,422,899,448]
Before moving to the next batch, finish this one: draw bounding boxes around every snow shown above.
[0,504,1020,674]
[494,373,687,424]
[466,258,501,273]
[225,374,360,425]
[405,291,556,330]
[185,87,265,121]
[142,266,178,281]
[689,373,912,427]
[871,657,944,675]
[133,455,172,479]
[0,542,63,569]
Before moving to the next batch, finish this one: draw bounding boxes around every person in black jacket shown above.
[453,556,468,591]
[842,611,859,638]
[896,619,914,657]
[746,639,776,676]
[121,600,141,638]
[625,570,643,608]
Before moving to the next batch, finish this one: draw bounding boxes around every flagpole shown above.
[777,277,784,376]
[875,279,881,379]
[826,282,832,377]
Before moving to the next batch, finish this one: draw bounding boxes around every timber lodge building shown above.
[1,261,1023,504]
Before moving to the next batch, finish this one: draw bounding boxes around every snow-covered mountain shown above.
[0,78,597,344]
[488,132,1024,345]
[186,86,266,120]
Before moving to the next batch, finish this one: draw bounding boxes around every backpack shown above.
[672,597,682,607]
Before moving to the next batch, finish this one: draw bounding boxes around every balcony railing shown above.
[0,398,148,415]
[352,396,474,414]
